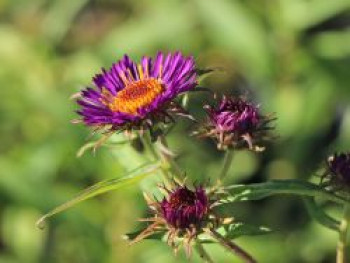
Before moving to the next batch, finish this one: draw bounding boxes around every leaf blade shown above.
[36,161,161,229]
[303,196,340,231]
[221,180,348,205]
[199,222,272,244]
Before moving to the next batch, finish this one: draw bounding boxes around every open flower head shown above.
[130,183,217,257]
[75,52,197,133]
[197,96,275,151]
[321,152,350,194]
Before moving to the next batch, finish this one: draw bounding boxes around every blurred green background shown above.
[0,0,350,262]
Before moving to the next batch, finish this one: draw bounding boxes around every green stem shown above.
[195,242,215,263]
[205,228,257,263]
[337,205,350,263]
[141,133,158,160]
[217,150,234,184]
[157,135,183,181]
[141,133,172,186]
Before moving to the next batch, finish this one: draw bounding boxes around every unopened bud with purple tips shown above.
[161,186,209,229]
[322,152,350,193]
[197,96,275,151]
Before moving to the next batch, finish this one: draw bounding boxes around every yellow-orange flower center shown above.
[101,78,163,115]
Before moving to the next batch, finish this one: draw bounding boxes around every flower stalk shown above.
[205,228,257,263]
[217,150,234,184]
[141,133,173,187]
[157,135,184,180]
[337,204,350,263]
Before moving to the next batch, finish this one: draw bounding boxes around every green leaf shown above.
[219,223,272,239]
[221,180,348,205]
[200,222,272,243]
[303,197,340,232]
[36,162,161,229]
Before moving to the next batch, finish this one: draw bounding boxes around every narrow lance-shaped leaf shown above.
[303,196,340,232]
[199,222,272,244]
[36,161,161,229]
[220,180,349,206]
[218,222,272,239]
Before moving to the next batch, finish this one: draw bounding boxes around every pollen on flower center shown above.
[102,78,163,115]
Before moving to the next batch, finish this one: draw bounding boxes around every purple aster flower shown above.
[75,51,197,132]
[128,182,256,260]
[321,152,350,193]
[160,186,208,229]
[197,96,275,151]
[129,183,215,257]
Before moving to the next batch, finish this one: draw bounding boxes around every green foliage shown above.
[36,161,161,229]
[0,0,349,262]
[303,197,340,231]
[200,223,272,244]
[222,180,349,205]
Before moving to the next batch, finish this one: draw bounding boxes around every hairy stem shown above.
[337,205,350,263]
[205,228,257,263]
[218,150,234,184]
[141,133,172,186]
[195,242,215,263]
[157,135,184,180]
[142,134,158,159]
